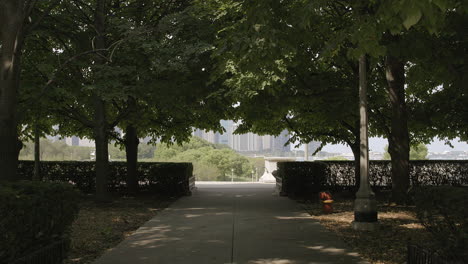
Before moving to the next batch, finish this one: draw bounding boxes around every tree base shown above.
[352,221,378,231]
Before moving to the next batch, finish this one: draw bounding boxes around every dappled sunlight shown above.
[168,207,218,211]
[92,183,370,264]
[275,216,314,220]
[129,236,182,247]
[134,225,172,235]
[184,214,203,218]
[319,213,354,224]
[399,223,424,229]
[378,212,417,221]
[248,258,298,264]
[305,245,346,255]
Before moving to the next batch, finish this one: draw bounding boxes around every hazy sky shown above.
[321,137,468,154]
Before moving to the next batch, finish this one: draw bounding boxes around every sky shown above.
[320,137,468,154]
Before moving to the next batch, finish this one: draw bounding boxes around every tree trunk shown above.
[0,0,25,181]
[124,124,139,195]
[33,124,41,181]
[93,96,110,201]
[385,55,410,204]
[92,0,110,201]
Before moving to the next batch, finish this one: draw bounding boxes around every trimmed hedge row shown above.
[275,160,468,195]
[17,161,194,195]
[0,181,79,264]
[322,160,468,190]
[276,162,327,197]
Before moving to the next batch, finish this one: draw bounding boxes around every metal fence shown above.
[10,239,69,264]
[407,244,458,264]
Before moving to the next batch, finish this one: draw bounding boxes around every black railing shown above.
[10,238,69,264]
[407,244,460,264]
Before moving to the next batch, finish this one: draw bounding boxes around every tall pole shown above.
[352,55,378,231]
[231,168,234,182]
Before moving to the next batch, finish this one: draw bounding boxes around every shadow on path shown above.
[93,183,368,264]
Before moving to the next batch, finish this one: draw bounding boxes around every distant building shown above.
[71,136,79,146]
[219,120,233,146]
[192,129,203,138]
[271,130,290,152]
[64,136,94,147]
[192,121,292,154]
[192,129,220,144]
[428,151,468,160]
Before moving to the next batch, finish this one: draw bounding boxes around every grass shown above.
[64,194,175,264]
[301,191,435,264]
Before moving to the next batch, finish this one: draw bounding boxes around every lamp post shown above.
[251,169,254,182]
[352,54,378,231]
[231,168,234,182]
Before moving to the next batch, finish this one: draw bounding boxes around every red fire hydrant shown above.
[318,191,334,214]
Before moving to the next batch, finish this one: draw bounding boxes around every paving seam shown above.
[230,195,237,264]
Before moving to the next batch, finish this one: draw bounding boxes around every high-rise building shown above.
[71,136,80,146]
[193,121,291,153]
[219,120,233,146]
[192,129,203,138]
[192,129,220,144]
[272,130,290,152]
[203,131,219,144]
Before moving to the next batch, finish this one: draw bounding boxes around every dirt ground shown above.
[301,191,435,264]
[64,194,174,264]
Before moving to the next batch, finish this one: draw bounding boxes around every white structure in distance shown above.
[260,157,296,183]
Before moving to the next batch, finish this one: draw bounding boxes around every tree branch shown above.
[24,0,61,34]
[57,106,94,129]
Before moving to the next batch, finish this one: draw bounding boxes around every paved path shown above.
[93,183,368,264]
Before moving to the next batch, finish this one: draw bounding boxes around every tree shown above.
[33,0,223,198]
[0,0,63,180]
[201,0,384,190]
[204,0,467,203]
[106,2,228,193]
[383,143,428,160]
[155,137,254,181]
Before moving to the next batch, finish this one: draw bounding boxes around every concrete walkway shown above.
[93,183,368,264]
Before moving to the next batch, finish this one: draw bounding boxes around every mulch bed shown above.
[301,191,435,264]
[64,194,175,264]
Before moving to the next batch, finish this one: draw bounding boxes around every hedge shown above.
[0,181,79,264]
[275,160,468,196]
[413,186,468,263]
[322,160,468,190]
[276,162,327,197]
[17,161,194,195]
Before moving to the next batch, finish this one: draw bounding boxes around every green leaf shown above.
[432,0,447,10]
[403,9,422,29]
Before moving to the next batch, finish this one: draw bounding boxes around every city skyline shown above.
[192,120,292,153]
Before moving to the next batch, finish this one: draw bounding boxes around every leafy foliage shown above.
[155,137,254,181]
[17,161,193,195]
[0,181,80,263]
[19,139,92,161]
[383,143,428,160]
